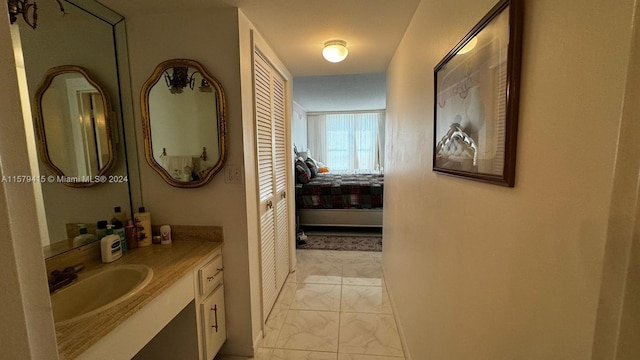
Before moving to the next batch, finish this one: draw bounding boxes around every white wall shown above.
[384,0,635,359]
[292,101,307,151]
[592,2,640,358]
[0,17,58,359]
[126,8,254,355]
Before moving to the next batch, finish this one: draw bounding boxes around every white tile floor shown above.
[216,250,404,360]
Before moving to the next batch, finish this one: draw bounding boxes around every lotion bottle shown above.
[134,207,152,247]
[113,221,126,253]
[101,225,122,263]
[111,207,126,253]
[73,224,96,247]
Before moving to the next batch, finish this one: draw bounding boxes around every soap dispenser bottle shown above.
[73,224,96,247]
[101,225,122,263]
[134,207,152,247]
[113,221,126,253]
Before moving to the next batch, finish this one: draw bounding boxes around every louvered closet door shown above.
[255,51,277,318]
[272,72,290,289]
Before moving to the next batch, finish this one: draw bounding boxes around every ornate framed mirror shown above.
[33,65,115,188]
[140,59,227,188]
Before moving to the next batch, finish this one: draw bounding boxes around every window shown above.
[307,111,384,171]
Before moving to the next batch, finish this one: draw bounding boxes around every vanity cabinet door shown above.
[201,284,226,360]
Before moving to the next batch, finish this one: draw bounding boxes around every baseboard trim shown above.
[382,265,412,360]
[252,329,264,354]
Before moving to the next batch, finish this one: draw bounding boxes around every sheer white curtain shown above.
[307,111,385,171]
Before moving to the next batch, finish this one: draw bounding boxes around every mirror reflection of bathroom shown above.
[38,69,111,179]
[149,66,220,182]
[16,0,140,258]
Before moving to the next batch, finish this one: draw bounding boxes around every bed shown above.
[295,170,384,227]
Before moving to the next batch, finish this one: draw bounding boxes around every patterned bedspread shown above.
[295,172,384,209]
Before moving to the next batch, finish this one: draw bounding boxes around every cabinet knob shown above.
[281,191,286,199]
[207,276,215,281]
[266,200,273,209]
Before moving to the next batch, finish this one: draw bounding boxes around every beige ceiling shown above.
[97,0,421,76]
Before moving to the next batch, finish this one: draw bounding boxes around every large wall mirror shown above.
[17,0,141,258]
[141,59,227,188]
[33,65,115,186]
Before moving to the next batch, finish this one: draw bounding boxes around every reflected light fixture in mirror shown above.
[322,40,349,63]
[7,0,66,28]
[164,66,194,94]
[457,37,478,55]
[199,78,212,92]
[164,67,214,94]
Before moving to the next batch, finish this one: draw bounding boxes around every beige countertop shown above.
[54,240,222,360]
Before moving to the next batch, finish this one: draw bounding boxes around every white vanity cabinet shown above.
[195,249,226,360]
[63,242,226,360]
[201,285,226,359]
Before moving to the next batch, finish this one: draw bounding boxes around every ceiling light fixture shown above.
[322,40,348,63]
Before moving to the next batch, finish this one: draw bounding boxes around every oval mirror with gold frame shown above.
[33,65,115,188]
[140,59,227,188]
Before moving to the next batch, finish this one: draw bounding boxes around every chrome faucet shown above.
[48,264,84,293]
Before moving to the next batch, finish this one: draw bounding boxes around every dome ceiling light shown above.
[322,40,349,63]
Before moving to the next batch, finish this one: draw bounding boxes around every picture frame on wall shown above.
[433,0,523,187]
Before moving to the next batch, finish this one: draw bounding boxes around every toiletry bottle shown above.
[125,219,138,250]
[113,221,126,253]
[134,207,152,247]
[101,225,122,263]
[110,208,126,253]
[73,224,97,247]
[160,225,172,245]
[105,224,114,236]
[112,206,128,225]
[96,220,108,240]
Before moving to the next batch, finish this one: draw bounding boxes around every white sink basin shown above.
[51,264,153,324]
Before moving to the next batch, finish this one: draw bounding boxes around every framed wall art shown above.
[433,0,523,187]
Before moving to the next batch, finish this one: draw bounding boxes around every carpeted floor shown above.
[297,233,382,252]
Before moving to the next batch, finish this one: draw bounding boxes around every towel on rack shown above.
[160,156,193,181]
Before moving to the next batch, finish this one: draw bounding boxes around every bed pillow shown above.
[305,157,319,178]
[295,159,311,183]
